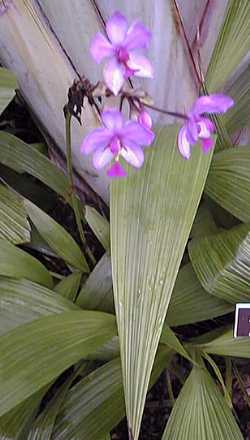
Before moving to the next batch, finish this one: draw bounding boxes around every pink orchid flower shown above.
[90,11,153,95]
[178,94,234,159]
[81,109,154,178]
[81,109,155,178]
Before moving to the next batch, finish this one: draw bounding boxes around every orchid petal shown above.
[90,32,114,63]
[138,110,152,129]
[185,119,199,143]
[102,109,124,130]
[121,121,154,146]
[121,142,144,168]
[178,126,192,160]
[81,128,111,155]
[92,146,114,170]
[201,137,215,153]
[106,11,128,45]
[103,58,125,95]
[197,117,215,138]
[192,94,234,115]
[127,53,153,78]
[124,21,151,50]
[107,161,127,178]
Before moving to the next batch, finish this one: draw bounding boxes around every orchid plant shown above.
[80,11,234,178]
[0,2,249,440]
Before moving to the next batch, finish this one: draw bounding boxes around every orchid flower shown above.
[90,11,153,95]
[178,94,234,159]
[81,108,155,178]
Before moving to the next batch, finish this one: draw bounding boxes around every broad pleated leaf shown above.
[0,131,68,197]
[197,327,250,359]
[0,389,45,440]
[0,184,30,244]
[189,223,250,303]
[0,239,52,288]
[206,0,250,92]
[0,67,17,115]
[160,325,193,363]
[77,255,232,327]
[54,272,82,301]
[77,252,114,313]
[27,372,77,440]
[53,346,171,440]
[190,202,218,239]
[85,206,110,251]
[162,362,243,439]
[0,277,78,335]
[53,358,123,440]
[205,147,250,223]
[224,63,250,135]
[24,200,89,272]
[0,310,116,416]
[166,264,233,327]
[110,125,212,439]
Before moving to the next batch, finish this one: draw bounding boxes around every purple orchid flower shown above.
[90,11,153,96]
[81,108,155,178]
[178,94,234,159]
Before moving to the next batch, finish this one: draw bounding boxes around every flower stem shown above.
[65,110,96,267]
[142,102,188,120]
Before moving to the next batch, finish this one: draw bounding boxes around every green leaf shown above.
[0,239,53,288]
[53,358,123,440]
[27,372,76,440]
[0,67,17,115]
[166,264,233,327]
[160,324,193,364]
[53,346,171,440]
[206,0,250,92]
[24,199,89,272]
[0,184,30,244]
[85,206,110,251]
[197,327,250,359]
[76,252,114,313]
[162,362,243,439]
[0,389,45,440]
[0,310,116,416]
[77,256,232,327]
[54,272,82,301]
[110,125,213,439]
[190,202,218,239]
[189,223,250,303]
[205,147,250,223]
[0,277,78,335]
[224,63,250,135]
[0,131,68,197]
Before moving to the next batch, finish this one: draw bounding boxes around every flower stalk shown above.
[65,110,96,267]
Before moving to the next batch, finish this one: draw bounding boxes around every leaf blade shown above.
[110,125,213,439]
[0,310,116,416]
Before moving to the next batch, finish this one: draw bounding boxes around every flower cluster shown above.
[81,11,234,178]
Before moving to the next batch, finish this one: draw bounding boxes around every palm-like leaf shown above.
[111,126,212,438]
[162,360,243,439]
[189,223,250,303]
[0,310,116,416]
[0,184,30,244]
[205,147,250,222]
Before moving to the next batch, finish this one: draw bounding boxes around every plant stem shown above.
[65,111,95,267]
[142,102,188,120]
